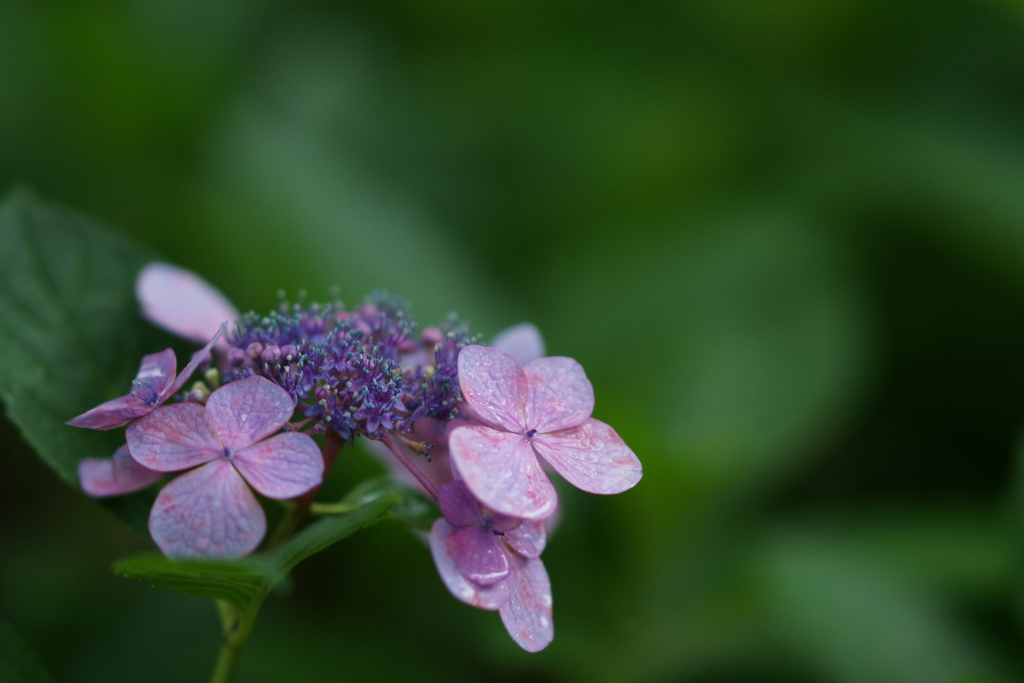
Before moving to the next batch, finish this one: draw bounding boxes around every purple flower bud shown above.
[247,342,264,359]
[262,345,282,363]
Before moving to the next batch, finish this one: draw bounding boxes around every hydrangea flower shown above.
[449,346,642,520]
[429,480,553,652]
[66,329,222,430]
[78,444,162,497]
[126,375,323,559]
[136,262,238,349]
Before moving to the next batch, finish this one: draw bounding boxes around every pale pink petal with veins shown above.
[491,323,545,366]
[498,551,553,652]
[531,418,642,495]
[429,519,510,610]
[136,262,237,349]
[232,432,324,499]
[449,425,557,521]
[66,349,177,430]
[205,376,294,451]
[438,479,485,528]
[148,459,266,559]
[504,519,547,559]
[457,346,528,433]
[110,444,162,488]
[523,356,594,434]
[126,403,222,472]
[446,526,511,586]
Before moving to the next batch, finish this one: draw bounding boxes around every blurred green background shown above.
[4,0,1024,681]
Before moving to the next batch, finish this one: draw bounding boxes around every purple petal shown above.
[79,448,161,498]
[205,376,294,451]
[457,345,528,433]
[66,395,151,430]
[165,326,225,397]
[429,519,510,610]
[523,357,593,434]
[148,459,266,559]
[232,432,324,499]
[448,425,557,521]
[498,551,553,652]
[136,262,238,348]
[111,444,163,489]
[136,349,177,398]
[447,526,511,586]
[504,519,547,559]
[437,480,483,527]
[492,323,545,366]
[126,403,222,472]
[531,418,642,495]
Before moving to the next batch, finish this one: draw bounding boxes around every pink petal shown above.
[448,425,557,521]
[66,395,151,430]
[205,376,294,451]
[447,526,511,586]
[498,551,553,652]
[232,432,324,499]
[505,519,547,559]
[79,448,161,498]
[523,357,593,434]
[492,323,545,366]
[148,459,266,559]
[437,480,483,527]
[457,345,528,433]
[429,519,510,610]
[111,444,163,489]
[136,262,238,349]
[136,349,177,398]
[126,403,222,472]
[531,418,642,495]
[165,326,225,397]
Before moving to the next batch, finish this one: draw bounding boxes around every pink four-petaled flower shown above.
[429,480,553,652]
[449,345,642,520]
[126,375,323,559]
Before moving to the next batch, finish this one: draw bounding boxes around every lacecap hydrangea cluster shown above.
[69,263,643,652]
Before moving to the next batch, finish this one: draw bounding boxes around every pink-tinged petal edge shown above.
[523,356,594,434]
[66,395,152,430]
[136,262,238,348]
[79,448,161,498]
[111,444,162,489]
[232,432,324,499]
[205,376,295,451]
[447,526,511,586]
[492,323,545,367]
[429,519,510,610]
[498,551,553,653]
[165,326,225,397]
[149,459,266,560]
[531,418,642,495]
[457,345,528,434]
[505,519,547,559]
[448,425,557,521]
[126,402,222,472]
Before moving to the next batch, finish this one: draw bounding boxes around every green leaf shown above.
[272,491,400,577]
[112,554,269,613]
[0,620,54,683]
[0,189,165,532]
[337,477,440,531]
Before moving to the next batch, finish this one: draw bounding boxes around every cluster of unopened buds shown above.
[69,263,643,652]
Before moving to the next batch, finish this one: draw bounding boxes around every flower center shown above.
[222,447,234,460]
[525,429,537,439]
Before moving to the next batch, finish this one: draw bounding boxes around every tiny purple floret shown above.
[449,346,642,520]
[126,375,323,559]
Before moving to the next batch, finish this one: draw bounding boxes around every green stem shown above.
[209,599,261,683]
